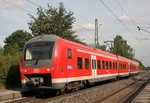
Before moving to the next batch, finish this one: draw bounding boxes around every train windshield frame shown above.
[24,42,55,61]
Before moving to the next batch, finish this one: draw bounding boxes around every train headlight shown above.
[24,69,27,72]
[47,68,50,72]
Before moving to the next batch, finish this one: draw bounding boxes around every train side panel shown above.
[20,35,140,90]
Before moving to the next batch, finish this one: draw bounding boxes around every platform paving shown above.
[0,88,25,102]
[132,80,150,103]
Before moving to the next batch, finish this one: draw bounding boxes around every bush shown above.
[0,55,10,86]
[0,52,21,88]
[6,64,21,88]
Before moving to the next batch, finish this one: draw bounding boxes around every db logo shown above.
[34,68,39,73]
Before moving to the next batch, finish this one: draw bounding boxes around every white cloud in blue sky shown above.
[0,0,25,10]
[0,0,150,66]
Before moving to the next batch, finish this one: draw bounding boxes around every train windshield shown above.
[25,42,54,61]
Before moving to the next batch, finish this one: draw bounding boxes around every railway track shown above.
[7,72,150,103]
[94,73,150,103]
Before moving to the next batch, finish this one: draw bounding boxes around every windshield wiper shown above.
[34,58,39,65]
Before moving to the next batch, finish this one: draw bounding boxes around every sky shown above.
[0,0,150,66]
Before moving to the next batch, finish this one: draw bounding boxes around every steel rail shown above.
[93,73,150,103]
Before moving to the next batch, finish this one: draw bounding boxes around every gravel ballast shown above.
[43,72,149,103]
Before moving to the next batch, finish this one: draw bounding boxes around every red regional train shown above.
[20,35,139,94]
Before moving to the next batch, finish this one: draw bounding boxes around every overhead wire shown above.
[137,26,150,34]
[98,0,141,41]
[115,0,137,27]
[4,0,34,14]
[115,0,150,36]
[51,0,93,24]
[4,0,149,65]
[115,0,150,65]
[25,0,95,37]
[47,0,96,36]
[26,0,47,10]
[98,0,137,39]
[114,1,145,40]
[25,0,93,24]
[98,0,150,65]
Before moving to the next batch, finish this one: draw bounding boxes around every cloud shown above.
[73,23,96,45]
[74,23,95,32]
[119,15,135,22]
[119,15,150,26]
[0,0,25,10]
[137,19,150,25]
[80,23,95,30]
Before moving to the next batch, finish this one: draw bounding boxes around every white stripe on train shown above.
[21,72,138,84]
[77,49,130,62]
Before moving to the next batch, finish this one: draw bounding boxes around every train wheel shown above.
[56,87,66,95]
[56,83,72,95]
[56,81,85,95]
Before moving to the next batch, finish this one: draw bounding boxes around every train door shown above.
[91,55,97,80]
[66,48,74,79]
[128,63,131,75]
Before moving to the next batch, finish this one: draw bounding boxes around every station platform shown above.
[0,88,25,102]
[132,80,150,103]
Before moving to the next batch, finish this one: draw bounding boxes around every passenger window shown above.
[119,63,121,69]
[116,63,118,69]
[120,64,122,69]
[77,57,82,69]
[97,60,101,69]
[110,62,112,69]
[102,61,105,69]
[85,58,90,69]
[113,62,115,69]
[106,61,108,69]
[67,48,72,59]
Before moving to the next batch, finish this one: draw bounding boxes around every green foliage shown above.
[132,59,145,70]
[5,63,21,88]
[28,2,79,42]
[138,61,145,70]
[4,30,32,55]
[89,43,107,51]
[0,55,8,86]
[112,35,134,59]
[0,29,29,88]
[0,47,3,55]
[145,67,150,70]
[0,50,21,88]
[96,44,107,51]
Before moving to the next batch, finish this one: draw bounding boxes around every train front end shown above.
[20,35,59,89]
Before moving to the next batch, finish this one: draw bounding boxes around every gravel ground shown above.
[40,71,150,103]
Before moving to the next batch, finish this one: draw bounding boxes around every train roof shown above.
[26,35,59,44]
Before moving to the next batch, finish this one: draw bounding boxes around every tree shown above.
[28,2,79,42]
[96,44,107,51]
[0,47,3,54]
[112,35,134,59]
[89,43,106,51]
[4,30,32,54]
[136,60,145,70]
